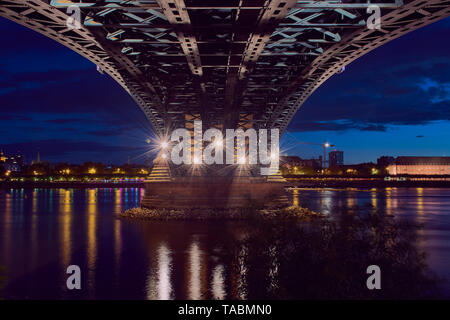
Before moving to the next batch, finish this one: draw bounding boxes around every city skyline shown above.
[0,17,449,164]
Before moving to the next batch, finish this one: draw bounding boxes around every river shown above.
[0,187,449,299]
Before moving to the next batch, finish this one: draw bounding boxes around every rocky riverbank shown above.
[121,205,322,221]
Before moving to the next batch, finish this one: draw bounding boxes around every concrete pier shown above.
[142,153,288,209]
[141,176,288,209]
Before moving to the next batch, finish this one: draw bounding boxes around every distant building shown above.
[280,156,322,168]
[280,156,322,174]
[377,156,395,167]
[328,150,344,167]
[31,150,41,165]
[388,157,450,175]
[280,156,302,170]
[0,150,24,172]
[299,158,322,169]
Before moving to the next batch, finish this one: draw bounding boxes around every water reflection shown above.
[0,187,449,299]
[114,219,122,282]
[211,264,226,300]
[87,189,97,296]
[59,189,72,270]
[371,188,378,210]
[146,242,173,300]
[292,189,299,207]
[188,240,203,300]
[417,188,424,216]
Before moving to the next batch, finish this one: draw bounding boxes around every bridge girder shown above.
[1,0,449,136]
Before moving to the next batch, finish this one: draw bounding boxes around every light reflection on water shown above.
[0,187,449,299]
[146,242,173,300]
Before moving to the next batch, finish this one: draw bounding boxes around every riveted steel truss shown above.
[1,0,449,137]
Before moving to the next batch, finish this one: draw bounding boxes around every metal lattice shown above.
[1,0,449,136]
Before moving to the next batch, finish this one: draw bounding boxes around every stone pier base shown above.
[141,176,288,209]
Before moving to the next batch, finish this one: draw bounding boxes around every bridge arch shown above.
[1,0,449,136]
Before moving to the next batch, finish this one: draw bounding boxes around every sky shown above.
[0,16,449,165]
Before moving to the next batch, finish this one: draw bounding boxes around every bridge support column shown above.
[141,155,288,209]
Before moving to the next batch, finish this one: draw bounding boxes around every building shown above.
[388,157,450,175]
[328,150,344,167]
[377,156,395,167]
[280,156,322,174]
[280,156,302,168]
[0,150,24,172]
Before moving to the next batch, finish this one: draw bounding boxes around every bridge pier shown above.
[141,154,288,209]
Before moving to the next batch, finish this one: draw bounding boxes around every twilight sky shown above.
[0,16,449,165]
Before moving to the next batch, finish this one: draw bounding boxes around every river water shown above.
[0,187,449,299]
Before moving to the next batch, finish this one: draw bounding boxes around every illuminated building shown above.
[388,157,450,175]
[280,156,322,172]
[0,150,24,172]
[328,150,344,167]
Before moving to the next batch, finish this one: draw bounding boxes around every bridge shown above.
[1,0,449,208]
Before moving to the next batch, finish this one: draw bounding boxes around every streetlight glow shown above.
[214,139,223,148]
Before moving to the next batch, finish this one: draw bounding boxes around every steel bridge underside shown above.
[1,0,449,136]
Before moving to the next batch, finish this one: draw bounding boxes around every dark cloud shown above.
[361,124,387,132]
[88,129,124,137]
[60,128,81,133]
[45,118,85,124]
[0,114,32,121]
[289,60,450,131]
[0,69,136,114]
[288,120,387,132]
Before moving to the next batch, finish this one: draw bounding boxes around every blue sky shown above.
[0,16,449,164]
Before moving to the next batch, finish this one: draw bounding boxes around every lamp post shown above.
[322,142,334,172]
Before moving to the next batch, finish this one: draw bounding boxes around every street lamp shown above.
[322,142,334,171]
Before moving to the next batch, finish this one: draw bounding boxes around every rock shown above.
[120,205,321,221]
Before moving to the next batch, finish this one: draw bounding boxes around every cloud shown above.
[0,69,136,114]
[88,129,123,137]
[0,114,32,121]
[45,118,85,124]
[288,120,387,132]
[288,59,450,132]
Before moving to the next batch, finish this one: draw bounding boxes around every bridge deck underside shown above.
[1,0,449,135]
